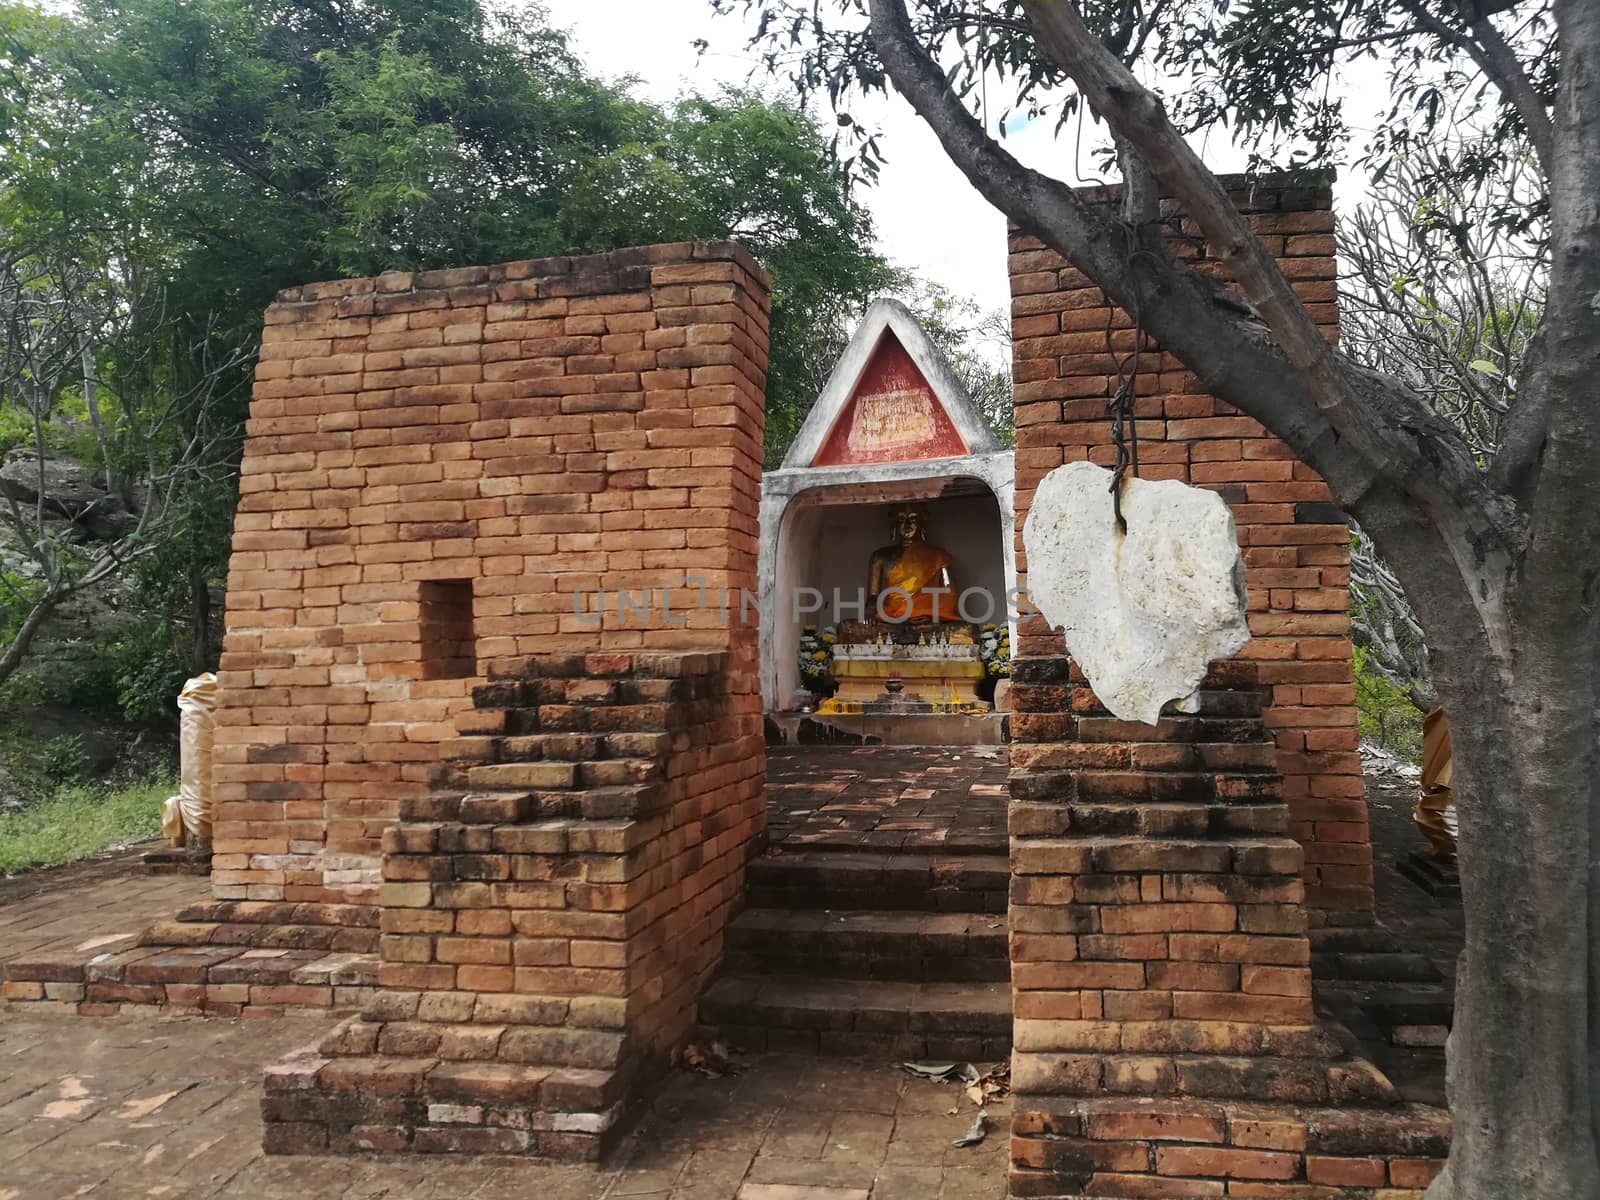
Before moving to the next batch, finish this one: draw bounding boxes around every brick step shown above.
[1309,925,1406,954]
[263,1041,629,1159]
[1311,951,1442,984]
[1008,1095,1450,1197]
[1358,987,1455,1049]
[465,757,663,791]
[1359,987,1454,1027]
[141,918,379,953]
[771,829,1009,855]
[726,908,1010,982]
[494,731,674,762]
[698,974,1012,1059]
[2,944,376,1016]
[140,846,212,875]
[401,784,667,824]
[173,899,380,929]
[1395,850,1461,898]
[1011,835,1304,877]
[1011,1050,1398,1105]
[497,703,680,737]
[1036,802,1291,839]
[1014,770,1284,809]
[324,1014,625,1070]
[746,850,1008,913]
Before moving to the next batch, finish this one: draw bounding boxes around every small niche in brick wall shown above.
[418,579,477,680]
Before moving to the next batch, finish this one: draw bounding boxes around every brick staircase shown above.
[3,899,379,1016]
[263,651,763,1160]
[1309,920,1454,1103]
[698,765,1013,1060]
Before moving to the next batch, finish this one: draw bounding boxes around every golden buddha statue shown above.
[868,504,962,624]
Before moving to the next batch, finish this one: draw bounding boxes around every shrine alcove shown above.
[758,299,1016,745]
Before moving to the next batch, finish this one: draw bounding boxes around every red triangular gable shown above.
[811,331,969,466]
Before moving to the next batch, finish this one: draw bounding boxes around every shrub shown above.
[39,734,87,784]
[1352,645,1424,762]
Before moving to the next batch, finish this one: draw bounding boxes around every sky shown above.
[541,0,1112,319]
[540,0,1374,322]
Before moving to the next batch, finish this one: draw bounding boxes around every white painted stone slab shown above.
[1022,461,1250,725]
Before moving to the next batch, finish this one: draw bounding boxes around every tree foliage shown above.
[0,0,909,705]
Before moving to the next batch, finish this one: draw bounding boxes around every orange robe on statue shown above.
[877,543,961,622]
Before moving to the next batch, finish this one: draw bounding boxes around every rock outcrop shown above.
[0,450,138,540]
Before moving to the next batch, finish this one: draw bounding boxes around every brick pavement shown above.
[0,1010,1009,1199]
[0,849,208,973]
[765,747,1009,852]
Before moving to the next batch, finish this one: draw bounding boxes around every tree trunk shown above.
[1424,5,1600,1186]
[0,585,66,689]
[187,559,211,676]
[1424,631,1600,1198]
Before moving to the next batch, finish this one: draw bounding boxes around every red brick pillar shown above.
[1007,657,1447,1197]
[1009,172,1372,916]
[223,243,769,1158]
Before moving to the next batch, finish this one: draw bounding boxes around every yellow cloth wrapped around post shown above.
[162,673,219,847]
[1414,707,1457,863]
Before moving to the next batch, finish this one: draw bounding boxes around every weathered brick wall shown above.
[1008,172,1372,915]
[1007,658,1448,1198]
[265,650,760,1159]
[214,243,770,906]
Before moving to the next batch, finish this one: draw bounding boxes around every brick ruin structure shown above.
[1,179,1452,1195]
[1004,174,1447,1196]
[1008,173,1370,919]
[224,245,773,1154]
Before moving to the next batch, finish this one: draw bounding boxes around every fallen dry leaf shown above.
[679,1041,738,1077]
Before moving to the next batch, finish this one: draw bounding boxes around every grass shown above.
[0,775,172,875]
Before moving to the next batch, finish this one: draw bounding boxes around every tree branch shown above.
[1115,134,1159,226]
[0,582,65,689]
[1400,0,1554,175]
[863,0,1391,500]
[1014,0,1525,643]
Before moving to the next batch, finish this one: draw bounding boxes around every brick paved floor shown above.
[0,848,209,973]
[0,1010,1009,1199]
[766,747,1008,852]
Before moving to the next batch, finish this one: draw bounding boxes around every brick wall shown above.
[214,243,770,905]
[1007,657,1448,1197]
[1008,173,1372,915]
[264,649,762,1159]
